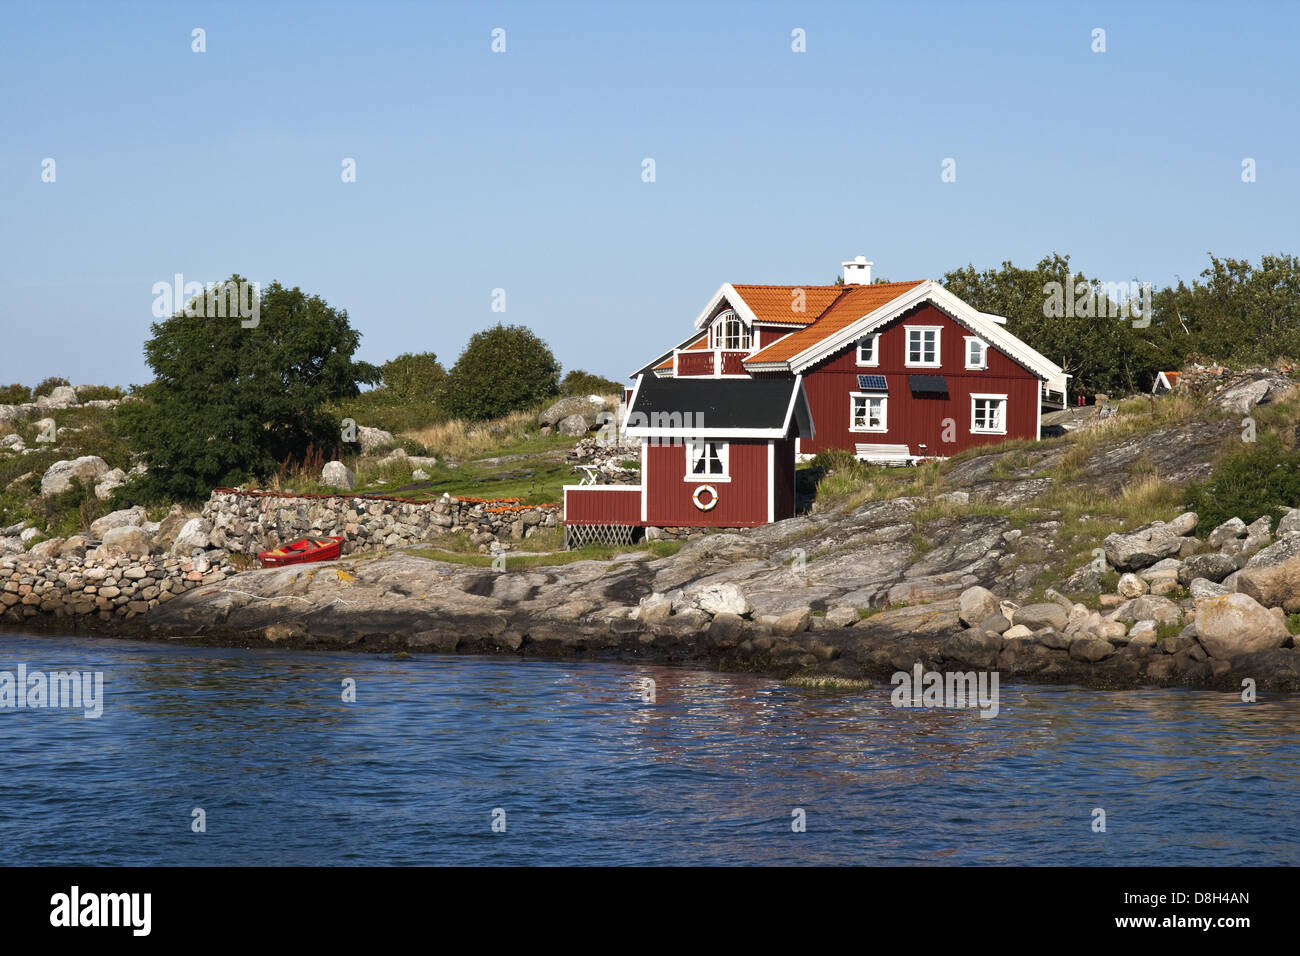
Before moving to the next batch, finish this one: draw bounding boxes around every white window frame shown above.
[849,392,888,433]
[685,439,730,482]
[904,325,942,368]
[964,336,987,370]
[856,333,881,367]
[971,393,1008,435]
[709,310,752,351]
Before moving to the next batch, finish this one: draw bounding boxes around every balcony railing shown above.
[674,349,749,377]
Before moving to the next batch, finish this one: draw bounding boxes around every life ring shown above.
[692,484,718,511]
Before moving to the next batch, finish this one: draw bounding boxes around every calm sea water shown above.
[0,631,1296,866]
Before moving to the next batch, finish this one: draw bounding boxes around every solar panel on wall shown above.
[857,374,888,390]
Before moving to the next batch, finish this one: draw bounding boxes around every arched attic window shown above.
[709,309,752,350]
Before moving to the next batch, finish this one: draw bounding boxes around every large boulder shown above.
[0,404,39,426]
[89,506,147,539]
[35,385,79,409]
[40,456,110,496]
[556,413,591,437]
[540,395,607,429]
[172,517,213,556]
[1276,508,1300,539]
[1177,552,1237,584]
[1012,603,1069,630]
[691,583,751,617]
[1236,555,1300,613]
[151,505,191,552]
[94,468,127,500]
[958,586,999,627]
[1211,374,1295,415]
[1245,536,1300,569]
[1207,517,1247,550]
[100,525,152,558]
[26,537,66,562]
[356,426,396,453]
[1103,516,1196,571]
[1194,593,1289,659]
[321,461,356,491]
[1113,594,1182,625]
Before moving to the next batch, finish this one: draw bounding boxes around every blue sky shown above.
[2,0,1297,387]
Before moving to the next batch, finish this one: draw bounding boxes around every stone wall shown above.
[1,551,234,626]
[202,490,562,554]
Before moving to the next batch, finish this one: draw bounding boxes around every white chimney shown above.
[842,255,873,285]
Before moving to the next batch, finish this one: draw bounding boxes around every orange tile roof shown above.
[743,281,925,366]
[730,284,843,327]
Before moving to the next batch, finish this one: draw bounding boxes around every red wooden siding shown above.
[564,486,641,525]
[676,351,715,376]
[756,326,793,349]
[645,440,770,527]
[798,303,1040,457]
[677,350,749,377]
[771,438,796,521]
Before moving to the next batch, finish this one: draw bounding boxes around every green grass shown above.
[404,538,682,568]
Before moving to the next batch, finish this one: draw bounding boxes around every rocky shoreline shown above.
[8,500,1298,693]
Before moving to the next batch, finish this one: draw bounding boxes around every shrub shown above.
[1184,438,1300,535]
[33,377,70,399]
[75,385,126,402]
[0,384,31,404]
[441,324,560,421]
[561,369,623,396]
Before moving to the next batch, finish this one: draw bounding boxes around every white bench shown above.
[854,443,914,466]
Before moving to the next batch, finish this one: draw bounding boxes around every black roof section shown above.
[628,375,806,434]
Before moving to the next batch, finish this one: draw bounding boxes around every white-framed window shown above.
[856,333,880,367]
[965,337,987,370]
[686,440,729,480]
[971,394,1008,434]
[850,392,888,432]
[709,310,752,350]
[905,326,941,367]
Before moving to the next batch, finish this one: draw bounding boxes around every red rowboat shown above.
[257,535,344,568]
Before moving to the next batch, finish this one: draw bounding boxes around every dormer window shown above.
[709,310,752,350]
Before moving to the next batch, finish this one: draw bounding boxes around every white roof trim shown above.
[693,283,760,330]
[780,280,1069,385]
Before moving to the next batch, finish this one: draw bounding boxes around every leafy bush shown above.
[0,384,32,404]
[1184,438,1300,535]
[380,352,447,403]
[33,377,70,399]
[561,369,623,396]
[441,324,560,421]
[75,385,126,402]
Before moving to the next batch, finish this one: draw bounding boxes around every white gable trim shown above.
[779,281,1068,387]
[693,283,761,330]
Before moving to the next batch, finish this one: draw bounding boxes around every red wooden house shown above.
[563,256,1068,541]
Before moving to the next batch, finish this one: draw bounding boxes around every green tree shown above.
[1151,253,1300,365]
[0,384,32,404]
[117,277,379,500]
[441,324,561,421]
[379,351,447,403]
[942,254,1182,396]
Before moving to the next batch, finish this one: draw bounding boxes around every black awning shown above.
[909,374,948,394]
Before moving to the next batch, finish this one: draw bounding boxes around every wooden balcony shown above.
[675,349,749,377]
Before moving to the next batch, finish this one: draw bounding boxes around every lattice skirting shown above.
[564,524,642,549]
